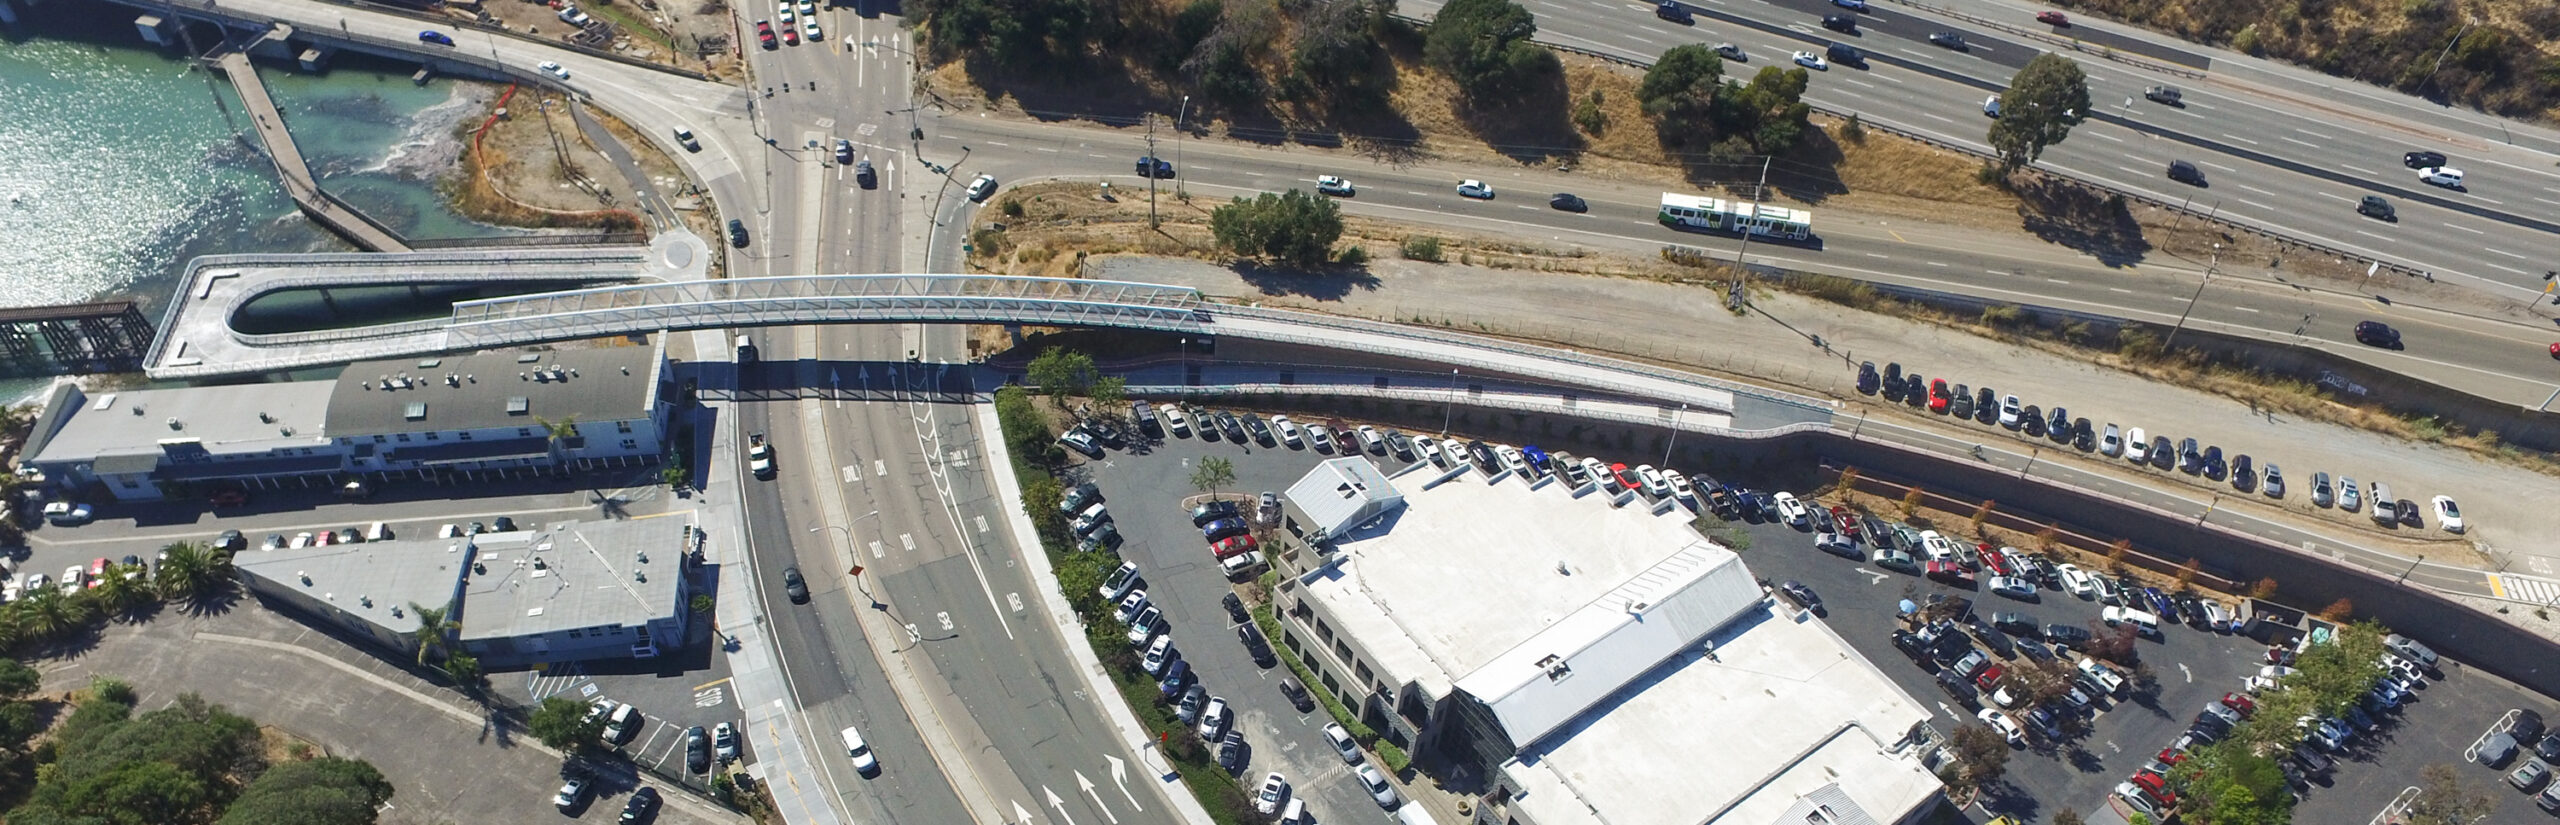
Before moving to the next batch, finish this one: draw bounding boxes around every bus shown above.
[1658,193,1813,241]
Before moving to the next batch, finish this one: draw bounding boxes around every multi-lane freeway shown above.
[1403,0,2560,301]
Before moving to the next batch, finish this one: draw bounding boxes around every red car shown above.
[2220,692,2257,716]
[1976,543,2011,577]
[87,558,108,588]
[1210,534,1258,560]
[783,25,800,45]
[1927,379,1951,413]
[2548,342,2558,359]
[2035,10,2068,25]
[755,20,776,49]
[2129,770,2179,807]
[1831,506,1861,542]
[1610,463,1640,490]
[1974,663,2005,691]
[1925,560,1976,587]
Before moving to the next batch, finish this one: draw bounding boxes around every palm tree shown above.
[1190,456,1236,500]
[154,541,229,600]
[408,602,460,665]
[535,415,582,448]
[16,588,89,644]
[89,567,152,617]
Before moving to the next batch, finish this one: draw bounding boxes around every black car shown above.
[620,787,661,823]
[1654,1,1692,22]
[2044,623,2094,649]
[1279,677,1316,712]
[2168,159,2206,186]
[2354,320,2402,349]
[1974,387,1998,423]
[1083,523,1124,552]
[1928,31,1967,49]
[1992,612,2041,637]
[685,726,711,774]
[1203,518,1251,542]
[1217,730,1246,771]
[1468,441,1499,471]
[493,516,518,532]
[2174,594,2208,627]
[1135,156,1175,178]
[2020,405,2044,436]
[2150,436,2175,469]
[2358,195,2396,221]
[1239,625,1277,667]
[855,159,877,188]
[2232,454,2256,490]
[1825,42,1865,67]
[1192,500,1240,527]
[1386,431,1415,460]
[2047,406,2072,442]
[1223,591,1249,623]
[727,219,749,248]
[2144,85,2183,105]
[1215,412,1248,442]
[2072,421,2096,451]
[1903,372,1928,408]
[1937,669,1979,704]
[782,567,809,603]
[1549,193,1589,212]
[2403,150,2447,169]
[1821,13,1857,31]
[215,529,246,552]
[1891,629,1932,663]
[1857,362,1879,394]
[1778,580,1823,613]
[1241,415,1275,446]
[835,139,854,164]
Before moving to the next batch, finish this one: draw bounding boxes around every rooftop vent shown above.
[446,374,461,387]
[298,571,310,586]
[531,556,548,570]
[634,570,647,582]
[506,397,530,415]
[258,412,272,423]
[390,605,404,619]
[517,354,543,364]
[403,402,427,421]
[165,417,182,430]
[359,595,372,608]
[418,358,443,368]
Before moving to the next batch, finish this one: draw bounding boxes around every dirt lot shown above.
[446,81,719,240]
[470,0,743,80]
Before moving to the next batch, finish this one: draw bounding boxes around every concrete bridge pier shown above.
[133,14,176,45]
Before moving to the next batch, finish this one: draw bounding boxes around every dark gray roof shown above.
[90,453,162,475]
[324,347,659,437]
[158,453,342,480]
[384,437,552,464]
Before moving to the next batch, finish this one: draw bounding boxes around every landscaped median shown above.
[991,385,1262,825]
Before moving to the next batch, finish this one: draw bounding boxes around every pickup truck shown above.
[748,433,776,478]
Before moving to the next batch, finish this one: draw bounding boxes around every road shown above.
[1397,0,2560,303]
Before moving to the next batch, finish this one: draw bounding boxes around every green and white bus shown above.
[1658,193,1813,241]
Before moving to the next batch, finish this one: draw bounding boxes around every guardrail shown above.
[1872,0,2208,79]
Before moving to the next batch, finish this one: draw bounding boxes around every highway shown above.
[1397,0,2560,302]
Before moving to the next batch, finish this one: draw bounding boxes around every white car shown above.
[2432,496,2464,533]
[1197,697,1230,739]
[778,8,795,22]
[1412,435,1442,465]
[2417,166,2464,188]
[1918,529,1955,561]
[1773,491,1810,524]
[1098,561,1140,601]
[1988,576,2037,600]
[1256,773,1290,815]
[2077,657,2126,694]
[537,60,571,80]
[1497,445,1529,475]
[1792,50,1827,69]
[1666,472,1695,502]
[1579,457,1610,488]
[714,721,740,761]
[1308,424,1336,453]
[2125,427,2149,462]
[1976,708,2025,746]
[1998,395,2024,428]
[1113,590,1149,623]
[2258,664,2296,681]
[1982,95,2001,117]
[1456,180,1495,199]
[1272,416,1304,447]
[1357,763,1400,808]
[966,173,998,202]
[1636,465,1672,498]
[1356,425,1386,453]
[1126,605,1165,645]
[1322,722,1361,764]
[1163,407,1192,437]
[805,21,823,40]
[2054,563,2095,598]
[1142,635,1176,675]
[1315,175,1355,196]
[2098,424,2122,456]
[20,574,44,595]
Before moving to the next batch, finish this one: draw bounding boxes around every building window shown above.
[395,434,410,442]
[519,428,533,438]
[620,439,637,450]
[616,420,632,433]
[425,432,440,441]
[373,435,387,443]
[1315,619,1333,642]
[119,479,137,488]
[569,629,583,638]
[459,431,473,441]
[1356,661,1374,683]
[1334,641,1353,662]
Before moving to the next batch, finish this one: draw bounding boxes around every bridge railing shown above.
[444,275,1209,348]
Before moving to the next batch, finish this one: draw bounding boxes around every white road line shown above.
[2046,278,2071,284]
[2488,248,2529,260]
[1984,269,2007,276]
[2471,195,2505,205]
[2488,263,2531,275]
[1866,252,1890,258]
[2279,136,2320,149]
[2235,199,2273,212]
[2534,196,2560,207]
[2220,133,2261,146]
[2234,306,2261,313]
[1875,73,1905,84]
[2312,192,2352,203]
[2355,230,2393,241]
[2239,184,2279,196]
[2340,165,2375,176]
[2091,132,2123,143]
[2293,127,2333,141]
[2199,160,2235,172]
[1920,112,1955,124]
[2443,223,2485,235]
[2115,165,2148,177]
[2186,101,2214,111]
[984,141,1011,147]
[1927,261,1949,267]
[2109,287,2134,294]
[1839,77,1876,89]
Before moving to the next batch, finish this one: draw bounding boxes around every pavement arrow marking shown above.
[1077,771,1119,824]
[1105,756,1143,811]
[1860,570,1887,585]
[1045,786,1078,825]
[1014,801,1037,825]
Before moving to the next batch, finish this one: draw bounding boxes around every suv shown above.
[2354,320,2401,348]
[1825,42,1865,66]
[2357,195,2396,220]
[1821,14,1857,32]
[1928,31,1967,49]
[1135,156,1175,178]
[2144,85,2183,105]
[1654,1,1692,23]
[727,219,750,248]
[2168,159,2205,186]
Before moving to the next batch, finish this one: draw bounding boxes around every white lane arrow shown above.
[1044,786,1078,825]
[1105,756,1143,811]
[1014,801,1037,825]
[1076,770,1120,824]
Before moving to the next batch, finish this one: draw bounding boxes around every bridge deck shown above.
[216,51,411,253]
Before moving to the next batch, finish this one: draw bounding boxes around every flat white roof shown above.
[1299,464,1714,700]
[1503,601,1939,825]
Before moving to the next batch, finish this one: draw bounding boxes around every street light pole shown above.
[1661,403,1687,466]
[1441,368,1460,436]
[2164,244,2219,350]
[1174,95,1190,200]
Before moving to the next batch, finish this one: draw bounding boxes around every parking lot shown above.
[1063,399,2560,824]
[1071,414,1410,824]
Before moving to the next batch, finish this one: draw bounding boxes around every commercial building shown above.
[235,517,696,668]
[22,343,670,502]
[1268,460,1943,825]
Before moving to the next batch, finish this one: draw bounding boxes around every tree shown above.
[2250,577,2280,599]
[527,696,607,751]
[89,566,154,617]
[1027,347,1099,405]
[218,757,394,825]
[1288,0,1391,106]
[1716,65,1814,153]
[1898,487,1924,517]
[1967,499,1995,536]
[407,603,459,666]
[2106,538,2131,571]
[2175,558,2201,590]
[1637,44,1724,121]
[2408,763,2500,825]
[2051,809,2084,825]
[1947,723,2010,788]
[1019,476,1072,551]
[16,587,93,644]
[0,659,41,702]
[1986,53,2092,172]
[155,541,231,601]
[1088,376,1128,415]
[1423,0,1548,98]
[2319,598,2355,621]
[1208,190,1344,268]
[1833,467,1860,499]
[1191,456,1236,499]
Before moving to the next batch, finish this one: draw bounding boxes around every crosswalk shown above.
[525,662,591,702]
[2490,574,2560,605]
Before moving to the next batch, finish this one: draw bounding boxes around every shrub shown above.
[1400,236,1444,262]
[2231,24,2263,56]
[1573,89,1609,135]
[1839,112,1866,143]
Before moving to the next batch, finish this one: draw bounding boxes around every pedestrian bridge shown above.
[149,270,1829,420]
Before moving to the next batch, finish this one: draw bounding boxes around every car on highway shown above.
[2168,159,2206,186]
[2403,150,2447,169]
[1820,14,1856,32]
[1457,180,1495,199]
[2144,85,2183,105]
[2358,194,2396,220]
[967,174,998,202]
[1825,42,1865,67]
[2353,320,2402,349]
[1928,31,1967,49]
[419,30,455,46]
[1714,42,1747,61]
[1982,95,2002,118]
[538,61,571,80]
[1793,51,1828,70]
[1832,0,1867,9]
[2034,10,2068,25]
[1549,193,1589,212]
[2417,166,2465,188]
[1135,156,1175,178]
[782,567,809,603]
[1315,175,1355,196]
[2433,495,2465,532]
[1655,1,1692,23]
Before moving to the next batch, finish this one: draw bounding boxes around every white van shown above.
[365,522,391,542]
[1278,798,1308,825]
[2103,606,2161,637]
[841,726,879,774]
[1395,806,1445,825]
[2369,482,2395,524]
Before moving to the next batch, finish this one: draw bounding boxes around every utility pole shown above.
[1729,156,1774,305]
[2164,244,2219,350]
[1145,114,1161,229]
[1174,95,1191,200]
